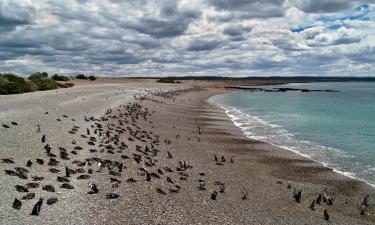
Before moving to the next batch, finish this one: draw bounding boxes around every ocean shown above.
[209,82,375,187]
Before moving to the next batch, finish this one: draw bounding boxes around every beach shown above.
[0,79,374,225]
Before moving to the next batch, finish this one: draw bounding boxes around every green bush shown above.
[52,74,69,81]
[29,72,48,80]
[76,74,87,79]
[157,78,180,83]
[88,75,96,81]
[31,78,59,91]
[0,73,33,94]
[58,83,74,88]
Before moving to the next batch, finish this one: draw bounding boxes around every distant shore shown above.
[0,79,373,224]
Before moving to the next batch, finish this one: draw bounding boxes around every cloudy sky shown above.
[0,0,374,77]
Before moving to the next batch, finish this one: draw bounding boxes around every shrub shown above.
[157,78,177,83]
[88,75,97,81]
[76,74,87,79]
[31,78,59,91]
[29,72,48,80]
[0,73,33,94]
[52,74,69,81]
[58,82,74,88]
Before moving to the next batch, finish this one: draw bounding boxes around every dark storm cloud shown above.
[207,0,286,18]
[0,0,374,77]
[0,1,35,32]
[292,0,352,13]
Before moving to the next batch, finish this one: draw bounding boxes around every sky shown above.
[0,0,374,77]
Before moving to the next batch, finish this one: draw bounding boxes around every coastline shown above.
[0,82,374,224]
[210,92,375,189]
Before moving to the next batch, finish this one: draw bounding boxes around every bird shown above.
[46,198,58,205]
[22,193,36,200]
[88,183,99,194]
[156,188,167,195]
[30,198,43,216]
[309,200,316,210]
[211,191,218,200]
[26,160,32,167]
[241,188,248,200]
[293,189,302,203]
[13,198,22,210]
[213,155,218,162]
[362,194,369,207]
[36,125,41,133]
[323,209,330,221]
[41,135,46,143]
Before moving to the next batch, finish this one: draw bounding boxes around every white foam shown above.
[209,95,375,188]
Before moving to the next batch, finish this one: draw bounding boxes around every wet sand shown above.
[0,80,374,224]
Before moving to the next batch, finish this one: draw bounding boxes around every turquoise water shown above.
[210,82,375,187]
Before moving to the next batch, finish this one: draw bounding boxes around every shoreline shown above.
[0,82,374,224]
[209,92,375,189]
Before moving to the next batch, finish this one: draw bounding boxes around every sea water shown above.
[209,82,375,187]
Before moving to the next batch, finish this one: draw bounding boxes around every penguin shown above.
[13,198,22,210]
[293,189,302,203]
[30,198,43,216]
[65,166,70,177]
[86,128,90,135]
[88,183,99,194]
[213,155,218,162]
[362,194,369,207]
[41,135,46,143]
[241,188,248,200]
[221,156,226,163]
[317,194,322,204]
[323,209,330,221]
[26,160,33,167]
[211,191,218,200]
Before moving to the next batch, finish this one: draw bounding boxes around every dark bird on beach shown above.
[126,177,137,183]
[293,189,302,203]
[316,194,322,204]
[241,188,248,200]
[60,183,74,189]
[26,160,32,167]
[323,209,330,221]
[11,122,18,125]
[211,191,218,200]
[156,188,167,195]
[362,194,369,207]
[105,193,120,199]
[13,198,22,210]
[30,198,43,216]
[36,159,44,165]
[26,183,39,189]
[57,176,70,183]
[213,155,218,162]
[41,135,46,143]
[2,158,15,164]
[2,124,10,128]
[166,177,174,184]
[88,183,99,194]
[167,151,173,159]
[221,156,226,163]
[22,193,35,200]
[15,185,29,193]
[43,185,55,192]
[230,157,234,163]
[46,198,58,205]
[87,128,90,135]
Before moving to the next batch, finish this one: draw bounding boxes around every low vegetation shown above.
[157,78,180,83]
[0,72,74,95]
[76,74,97,81]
